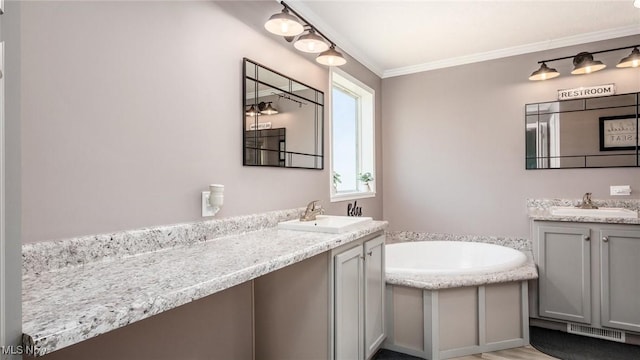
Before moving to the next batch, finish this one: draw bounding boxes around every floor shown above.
[450,345,557,360]
[374,346,557,360]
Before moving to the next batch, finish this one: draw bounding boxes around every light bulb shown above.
[634,60,639,67]
[280,22,289,34]
[585,66,592,74]
[307,42,315,52]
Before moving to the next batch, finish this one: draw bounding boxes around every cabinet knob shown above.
[584,235,590,241]
[602,236,609,242]
[367,251,373,257]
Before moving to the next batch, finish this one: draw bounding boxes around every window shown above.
[330,68,375,202]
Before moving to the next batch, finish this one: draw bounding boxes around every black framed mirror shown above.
[525,92,639,169]
[243,58,324,169]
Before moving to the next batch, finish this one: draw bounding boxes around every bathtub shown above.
[386,241,527,275]
[382,241,537,360]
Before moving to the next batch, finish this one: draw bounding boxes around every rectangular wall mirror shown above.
[243,58,324,169]
[525,92,639,169]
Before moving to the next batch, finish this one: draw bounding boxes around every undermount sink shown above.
[278,215,373,233]
[549,206,638,219]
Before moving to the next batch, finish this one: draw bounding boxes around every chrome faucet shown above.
[300,200,325,221]
[578,192,598,209]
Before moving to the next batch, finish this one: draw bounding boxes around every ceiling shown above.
[287,1,640,78]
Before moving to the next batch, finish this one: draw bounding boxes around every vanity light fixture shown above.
[529,62,560,81]
[617,47,640,68]
[571,52,606,75]
[264,6,304,37]
[316,45,348,66]
[265,2,347,66]
[258,102,279,115]
[245,105,260,117]
[294,28,330,53]
[529,44,640,81]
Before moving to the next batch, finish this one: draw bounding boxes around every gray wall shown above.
[2,0,23,356]
[382,35,640,238]
[20,1,382,243]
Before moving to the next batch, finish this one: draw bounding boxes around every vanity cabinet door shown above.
[600,229,640,332]
[364,235,385,359]
[537,224,592,324]
[335,245,364,360]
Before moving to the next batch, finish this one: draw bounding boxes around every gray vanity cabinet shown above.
[335,245,364,359]
[536,224,592,324]
[600,229,640,333]
[364,236,386,359]
[533,221,640,335]
[333,233,386,360]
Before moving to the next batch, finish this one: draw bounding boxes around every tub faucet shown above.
[300,200,325,221]
[578,192,598,209]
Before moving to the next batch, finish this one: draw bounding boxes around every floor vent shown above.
[567,323,625,342]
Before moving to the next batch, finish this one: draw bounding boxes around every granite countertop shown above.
[22,220,387,355]
[526,198,640,225]
[527,208,640,225]
[385,251,538,291]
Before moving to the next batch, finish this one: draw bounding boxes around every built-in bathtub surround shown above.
[23,208,303,276]
[527,198,640,224]
[22,209,388,355]
[383,241,536,359]
[385,231,531,251]
[385,245,536,291]
[386,242,528,275]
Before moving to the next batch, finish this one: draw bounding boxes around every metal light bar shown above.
[536,44,640,65]
[280,1,336,48]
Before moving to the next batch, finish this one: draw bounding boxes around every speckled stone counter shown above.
[386,231,531,250]
[385,251,537,291]
[527,198,640,225]
[22,210,387,355]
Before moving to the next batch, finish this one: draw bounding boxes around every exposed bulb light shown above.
[529,62,560,81]
[259,102,278,115]
[571,52,606,75]
[294,29,329,53]
[635,0,640,8]
[316,45,347,66]
[530,44,639,80]
[265,2,347,66]
[264,7,304,37]
[617,47,640,68]
[245,105,259,117]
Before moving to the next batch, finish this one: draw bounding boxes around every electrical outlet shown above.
[202,191,216,216]
[610,185,632,196]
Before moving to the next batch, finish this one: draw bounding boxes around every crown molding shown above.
[285,0,385,78]
[383,24,640,78]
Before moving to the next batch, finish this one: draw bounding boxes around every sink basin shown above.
[549,206,638,219]
[278,215,373,233]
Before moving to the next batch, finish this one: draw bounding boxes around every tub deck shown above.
[385,251,538,290]
[383,244,538,360]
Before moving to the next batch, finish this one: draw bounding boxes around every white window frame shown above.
[329,68,375,202]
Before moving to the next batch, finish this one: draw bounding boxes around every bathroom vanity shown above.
[254,230,385,360]
[21,209,387,359]
[528,199,640,343]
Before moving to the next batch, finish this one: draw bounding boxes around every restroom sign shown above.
[558,84,615,100]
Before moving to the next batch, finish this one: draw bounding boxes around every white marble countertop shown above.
[385,251,537,290]
[22,220,387,355]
